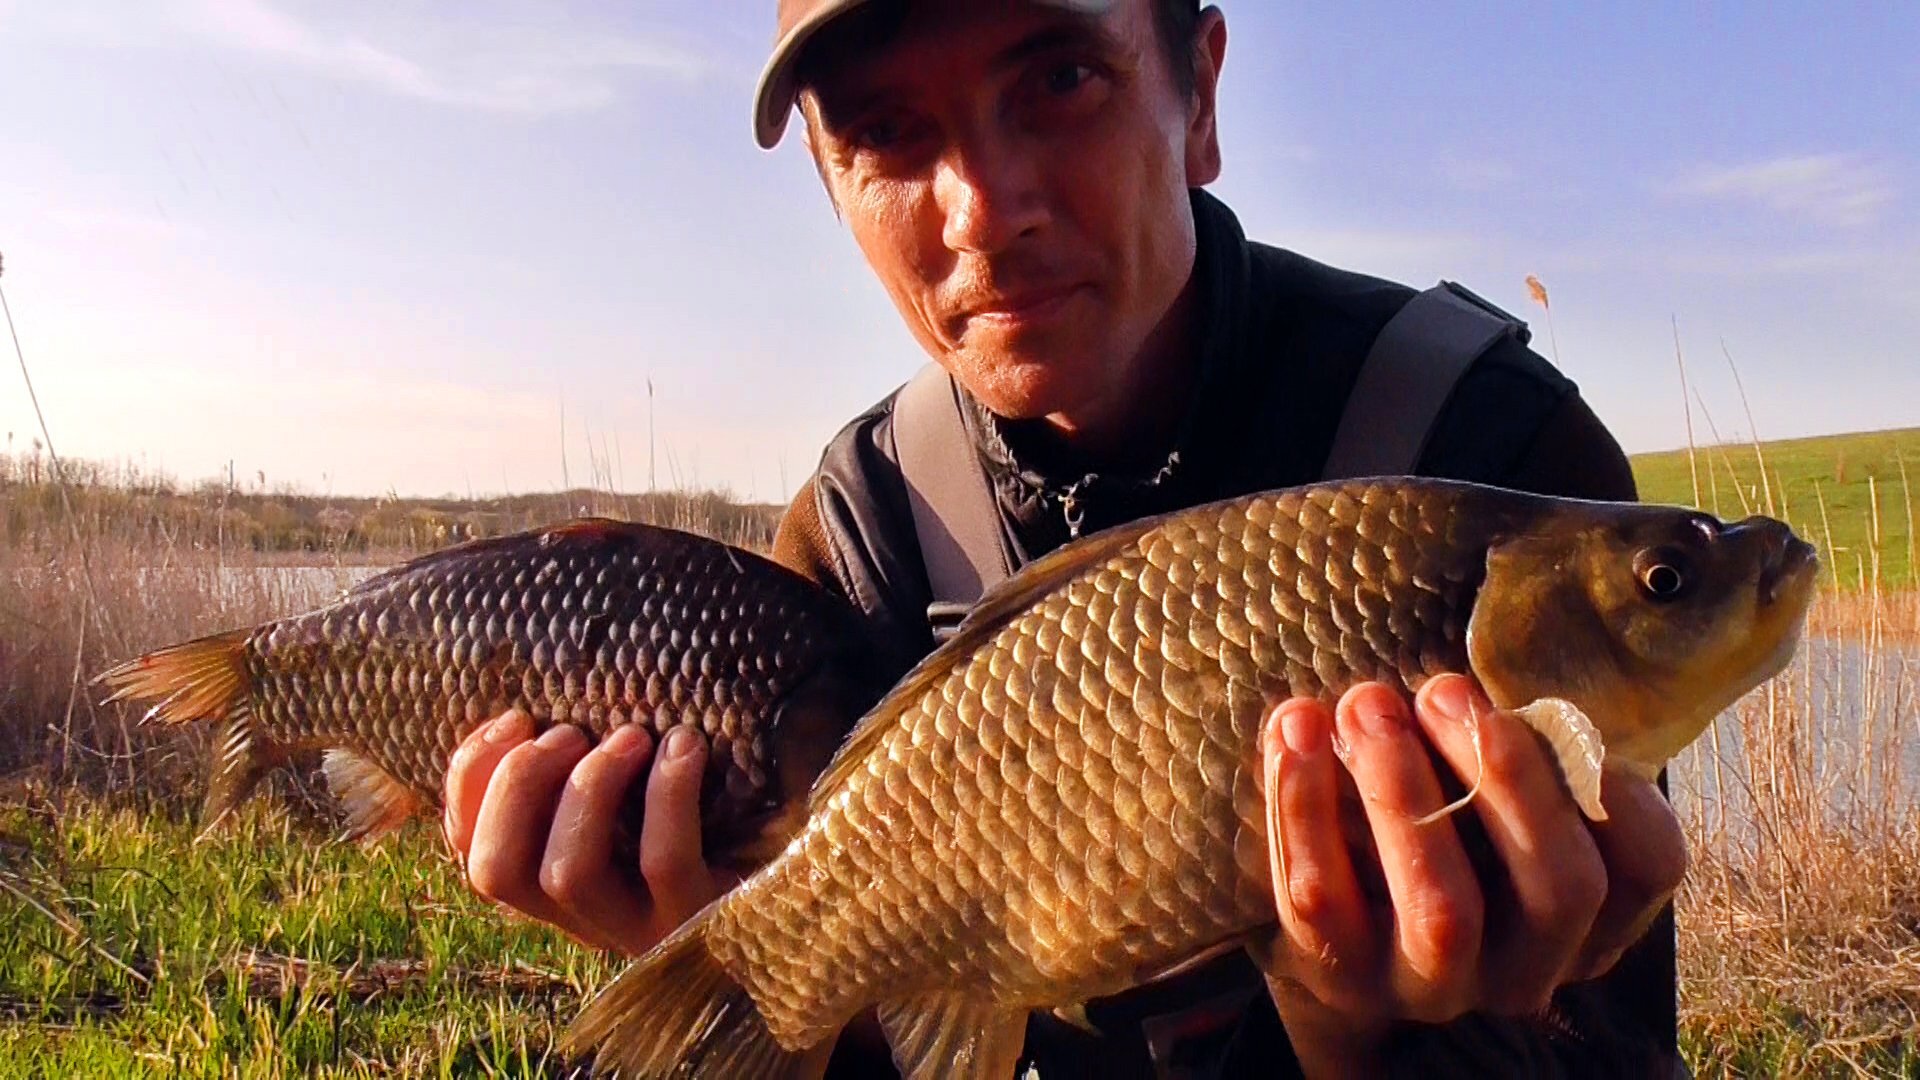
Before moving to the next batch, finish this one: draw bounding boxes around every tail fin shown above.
[562,906,833,1080]
[98,630,271,831]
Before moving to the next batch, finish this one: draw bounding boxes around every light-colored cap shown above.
[753,0,1115,149]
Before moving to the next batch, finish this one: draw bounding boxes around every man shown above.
[443,2,1688,1075]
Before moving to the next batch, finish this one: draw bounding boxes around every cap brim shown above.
[753,0,1115,149]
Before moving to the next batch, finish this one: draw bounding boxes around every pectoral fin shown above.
[876,994,1027,1080]
[1512,697,1609,821]
[321,750,425,843]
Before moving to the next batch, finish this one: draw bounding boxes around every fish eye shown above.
[1634,547,1691,601]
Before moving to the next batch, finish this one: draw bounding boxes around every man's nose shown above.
[934,135,1047,256]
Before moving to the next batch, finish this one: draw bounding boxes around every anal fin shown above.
[1512,697,1609,821]
[322,750,426,843]
[877,993,1027,1080]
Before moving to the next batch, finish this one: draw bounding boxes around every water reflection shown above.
[1672,635,1918,836]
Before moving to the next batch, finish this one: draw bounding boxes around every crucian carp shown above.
[558,477,1817,1079]
[97,518,882,871]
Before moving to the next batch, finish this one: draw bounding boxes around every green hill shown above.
[1630,427,1919,589]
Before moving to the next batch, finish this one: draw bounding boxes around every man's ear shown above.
[1184,7,1228,186]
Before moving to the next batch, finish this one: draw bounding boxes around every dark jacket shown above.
[770,190,1673,1077]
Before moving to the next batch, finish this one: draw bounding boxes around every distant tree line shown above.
[0,452,783,556]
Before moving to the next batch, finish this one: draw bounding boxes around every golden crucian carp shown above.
[98,519,882,869]
[556,477,1817,1079]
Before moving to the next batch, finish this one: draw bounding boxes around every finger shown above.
[466,725,590,921]
[1576,769,1687,978]
[1414,675,1605,1013]
[444,710,534,855]
[540,725,663,952]
[1334,683,1482,1020]
[1264,699,1375,1007]
[640,727,722,924]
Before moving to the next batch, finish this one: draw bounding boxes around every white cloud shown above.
[1668,153,1895,229]
[22,0,711,116]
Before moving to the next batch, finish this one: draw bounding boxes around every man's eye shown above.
[1043,62,1096,96]
[854,118,904,151]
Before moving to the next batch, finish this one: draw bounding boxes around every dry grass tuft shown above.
[1681,826,1920,1074]
[0,534,361,807]
[1673,580,1920,1073]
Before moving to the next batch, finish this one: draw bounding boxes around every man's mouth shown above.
[965,283,1086,326]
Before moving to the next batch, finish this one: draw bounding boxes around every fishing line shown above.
[1,254,76,501]
[1,253,131,780]
[2,256,106,617]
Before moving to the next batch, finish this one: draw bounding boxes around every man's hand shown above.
[1258,675,1687,1071]
[442,711,739,956]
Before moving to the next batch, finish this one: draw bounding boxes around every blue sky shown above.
[2,1,1915,500]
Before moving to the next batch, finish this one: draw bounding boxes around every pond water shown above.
[1670,635,1919,834]
[122,564,381,609]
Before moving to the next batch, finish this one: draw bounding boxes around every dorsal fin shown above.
[344,517,799,601]
[809,513,1166,808]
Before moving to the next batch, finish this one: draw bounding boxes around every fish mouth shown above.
[1759,535,1819,606]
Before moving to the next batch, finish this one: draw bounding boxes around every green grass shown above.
[9,796,1916,1079]
[1631,426,1920,589]
[0,798,619,1077]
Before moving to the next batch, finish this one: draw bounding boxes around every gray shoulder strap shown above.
[1321,281,1527,480]
[893,364,1014,615]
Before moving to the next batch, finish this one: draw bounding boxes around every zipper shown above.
[1059,475,1097,540]
[1054,451,1185,541]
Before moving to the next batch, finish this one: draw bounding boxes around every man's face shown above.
[803,0,1223,429]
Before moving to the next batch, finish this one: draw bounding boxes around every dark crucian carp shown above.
[97,519,880,868]
[561,478,1818,1079]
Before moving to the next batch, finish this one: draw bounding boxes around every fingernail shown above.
[1360,702,1403,739]
[600,724,647,758]
[1338,694,1404,744]
[535,724,585,750]
[1277,703,1327,755]
[484,711,530,744]
[663,726,704,762]
[1422,677,1476,724]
